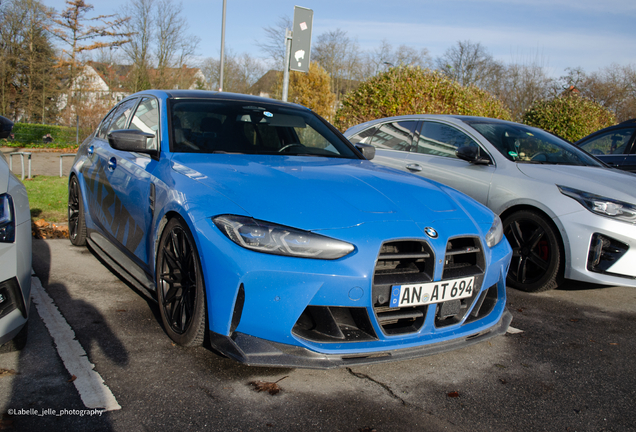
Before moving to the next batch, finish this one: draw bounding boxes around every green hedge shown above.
[522,94,616,142]
[2,123,79,149]
[335,66,512,131]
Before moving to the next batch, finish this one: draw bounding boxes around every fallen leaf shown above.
[359,427,377,432]
[447,391,460,398]
[0,369,17,378]
[116,309,127,313]
[570,318,579,322]
[68,375,77,383]
[517,308,524,312]
[249,376,288,395]
[495,364,507,369]
[500,379,508,384]
[609,343,618,346]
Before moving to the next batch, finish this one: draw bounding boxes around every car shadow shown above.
[31,240,129,367]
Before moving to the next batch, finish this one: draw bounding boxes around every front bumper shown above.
[198,218,512,367]
[559,210,636,286]
[209,310,512,369]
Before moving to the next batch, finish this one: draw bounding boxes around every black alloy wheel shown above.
[68,176,87,246]
[156,218,206,346]
[503,210,563,292]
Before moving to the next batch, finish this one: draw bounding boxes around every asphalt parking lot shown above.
[0,239,635,431]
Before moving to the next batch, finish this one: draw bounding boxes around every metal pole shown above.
[219,0,227,92]
[282,28,292,102]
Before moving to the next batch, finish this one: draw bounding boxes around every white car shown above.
[346,115,636,292]
[0,115,30,351]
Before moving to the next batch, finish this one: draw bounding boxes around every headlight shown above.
[213,215,355,259]
[558,186,636,224]
[0,194,15,243]
[485,215,503,248]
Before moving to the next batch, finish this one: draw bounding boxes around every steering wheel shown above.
[278,143,306,153]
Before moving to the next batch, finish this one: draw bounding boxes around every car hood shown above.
[171,154,479,231]
[516,164,636,202]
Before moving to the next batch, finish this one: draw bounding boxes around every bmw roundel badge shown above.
[424,227,438,238]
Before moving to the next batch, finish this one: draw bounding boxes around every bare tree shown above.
[200,50,265,94]
[256,15,292,71]
[364,39,431,76]
[50,0,132,123]
[120,0,153,91]
[119,0,199,90]
[564,64,636,122]
[435,40,500,87]
[0,0,58,122]
[313,29,362,99]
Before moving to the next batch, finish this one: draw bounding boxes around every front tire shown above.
[68,176,87,246]
[503,210,563,292]
[156,218,206,346]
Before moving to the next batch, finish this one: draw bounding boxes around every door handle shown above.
[108,157,117,171]
[406,163,423,172]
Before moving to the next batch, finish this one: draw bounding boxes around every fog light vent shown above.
[587,233,629,274]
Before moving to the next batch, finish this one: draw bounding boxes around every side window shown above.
[417,121,479,158]
[96,108,118,139]
[106,98,138,136]
[370,121,418,151]
[578,128,635,156]
[129,97,160,150]
[348,126,378,145]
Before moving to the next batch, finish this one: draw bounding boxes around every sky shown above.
[43,0,636,77]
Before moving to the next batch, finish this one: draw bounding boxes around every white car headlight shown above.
[213,215,355,260]
[558,186,636,224]
[485,215,503,248]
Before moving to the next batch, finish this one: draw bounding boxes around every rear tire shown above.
[68,176,87,246]
[156,218,206,346]
[503,210,563,292]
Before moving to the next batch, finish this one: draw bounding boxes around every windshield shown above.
[169,99,358,158]
[464,120,603,167]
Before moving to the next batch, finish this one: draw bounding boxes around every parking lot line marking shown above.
[507,326,523,334]
[30,272,121,411]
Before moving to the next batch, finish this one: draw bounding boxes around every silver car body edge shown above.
[345,115,636,290]
[0,154,31,346]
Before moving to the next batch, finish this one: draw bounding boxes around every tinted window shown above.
[107,98,138,135]
[369,121,417,151]
[466,120,603,166]
[417,121,479,158]
[130,97,160,150]
[578,128,635,156]
[170,99,358,158]
[97,108,118,139]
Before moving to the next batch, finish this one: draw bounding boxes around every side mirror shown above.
[108,130,157,155]
[456,145,490,165]
[0,115,13,139]
[355,143,375,160]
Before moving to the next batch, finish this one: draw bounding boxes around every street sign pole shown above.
[219,0,227,91]
[281,6,313,102]
[282,29,292,102]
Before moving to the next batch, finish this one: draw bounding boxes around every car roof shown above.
[124,89,309,110]
[344,114,526,136]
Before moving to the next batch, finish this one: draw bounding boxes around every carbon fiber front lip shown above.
[208,309,513,369]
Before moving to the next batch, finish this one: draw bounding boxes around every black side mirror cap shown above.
[355,143,375,160]
[456,145,490,165]
[0,115,13,139]
[108,129,157,156]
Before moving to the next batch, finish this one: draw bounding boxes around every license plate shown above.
[390,276,475,308]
